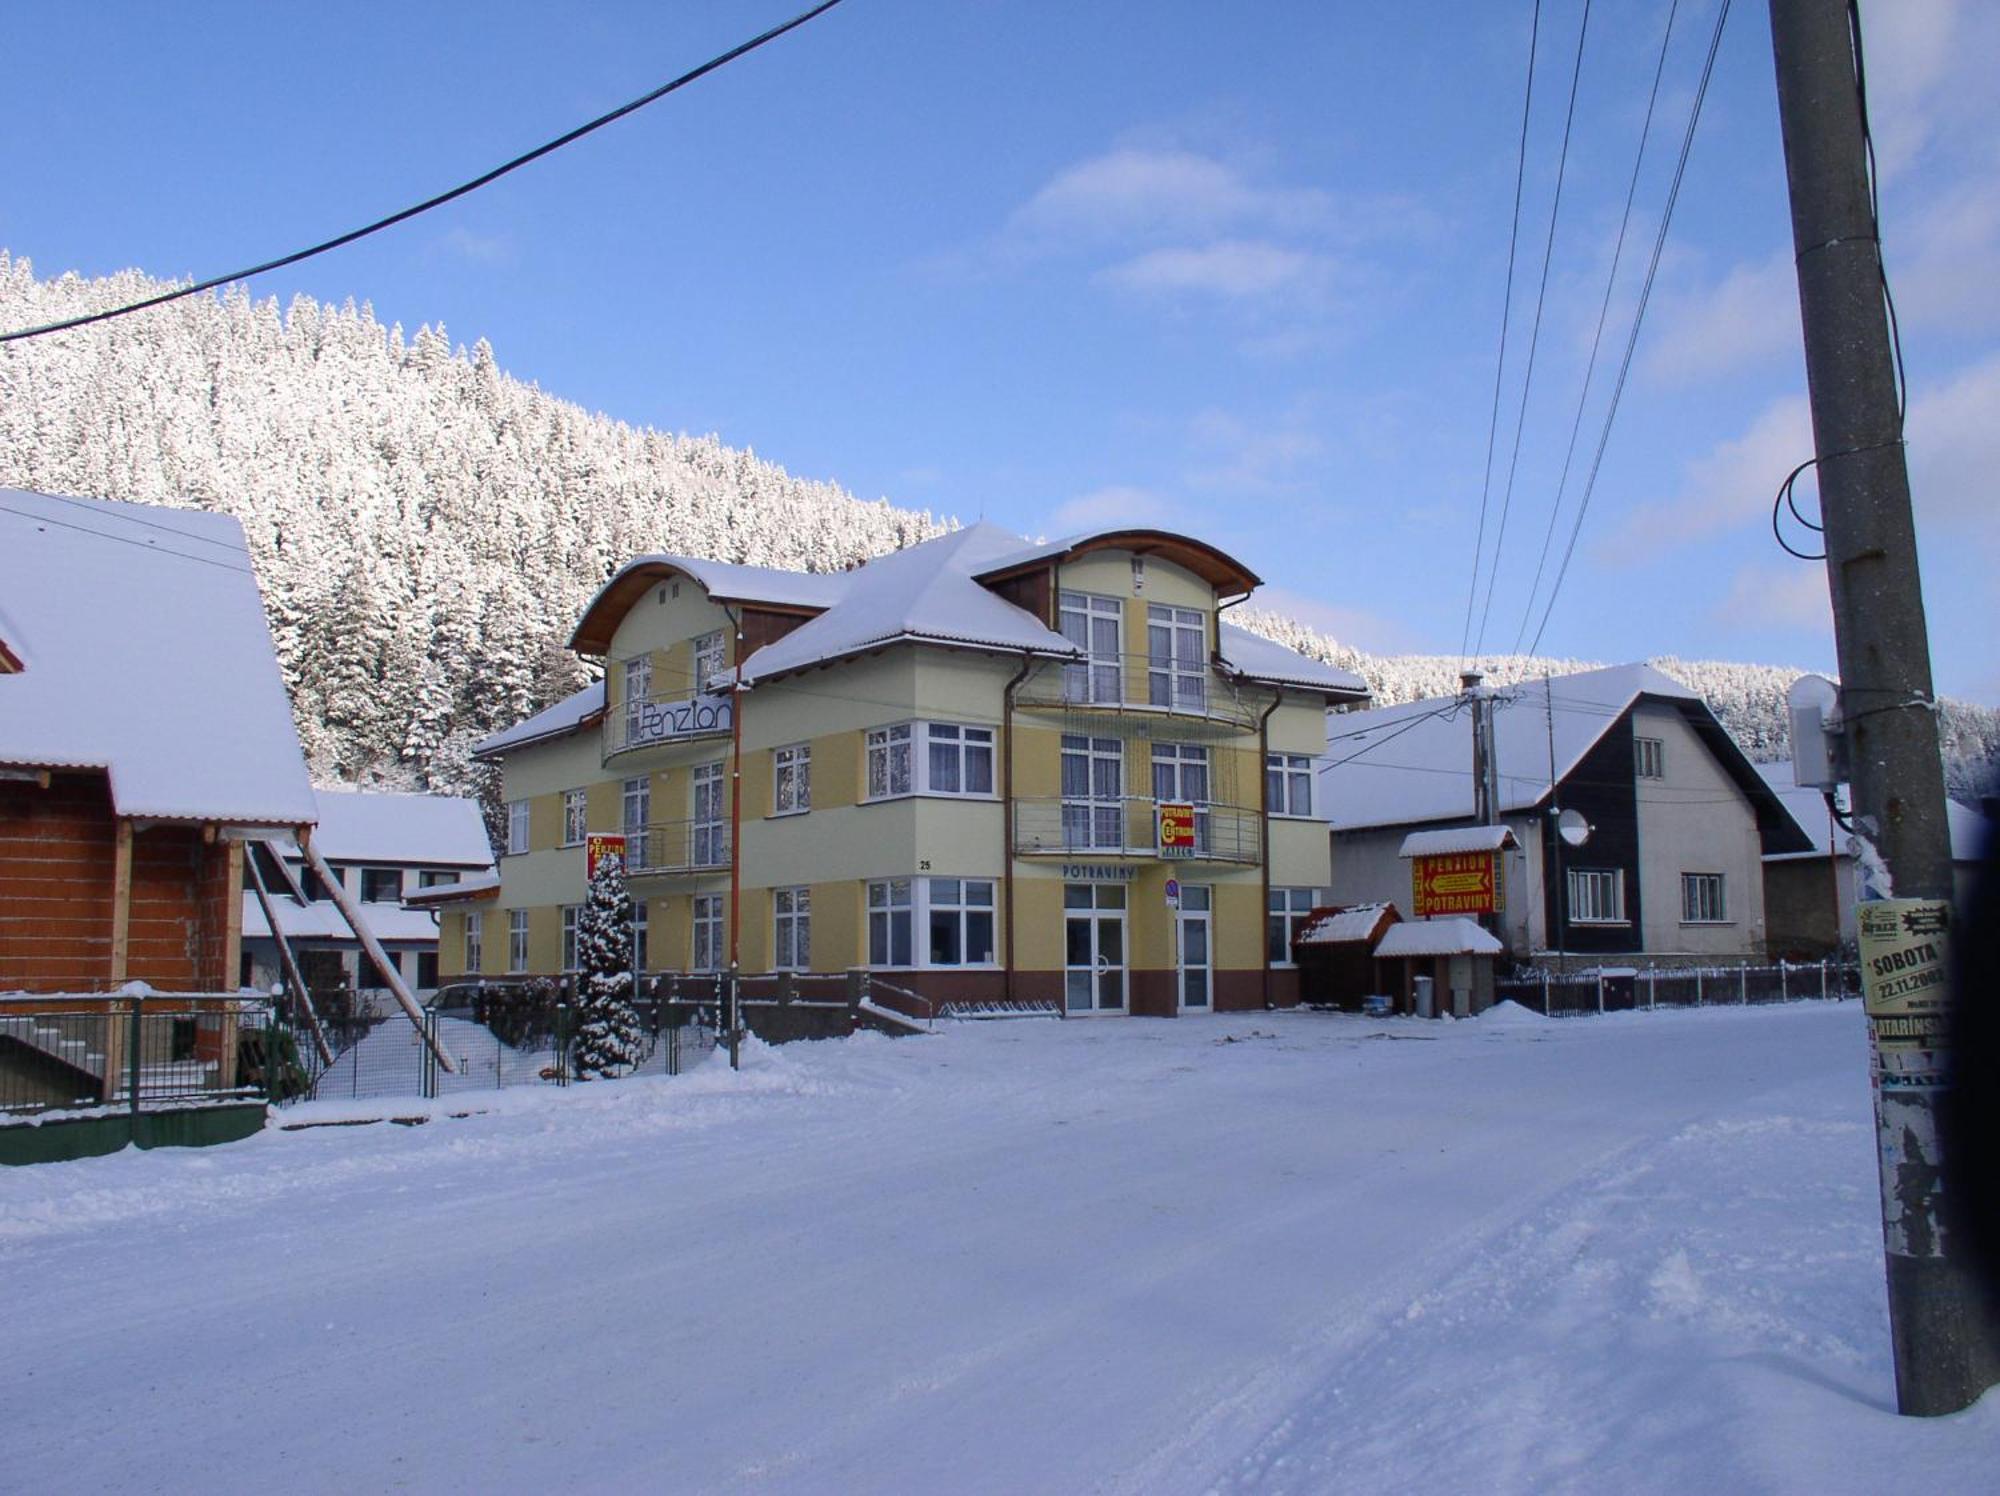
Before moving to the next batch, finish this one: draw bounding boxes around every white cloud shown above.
[1907,351,2000,539]
[1856,0,1961,178]
[1098,241,1330,299]
[1601,394,1813,557]
[1184,404,1326,494]
[435,227,515,266]
[1711,563,1833,634]
[1045,485,1180,534]
[1008,148,1331,248]
[1642,251,1800,385]
[1249,585,1417,654]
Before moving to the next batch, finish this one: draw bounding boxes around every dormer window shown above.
[694,631,726,694]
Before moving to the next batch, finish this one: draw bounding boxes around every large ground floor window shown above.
[869,877,998,967]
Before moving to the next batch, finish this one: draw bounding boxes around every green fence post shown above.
[127,996,143,1121]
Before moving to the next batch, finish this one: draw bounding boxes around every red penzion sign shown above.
[585,833,627,880]
[1411,851,1501,917]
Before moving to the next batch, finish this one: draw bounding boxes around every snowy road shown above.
[5,1002,1994,1493]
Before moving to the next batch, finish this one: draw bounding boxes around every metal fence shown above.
[1,994,283,1117]
[1495,960,1862,1018]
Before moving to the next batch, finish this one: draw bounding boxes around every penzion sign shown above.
[1411,850,1502,917]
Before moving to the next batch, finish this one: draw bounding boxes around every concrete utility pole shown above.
[1767,0,1999,1415]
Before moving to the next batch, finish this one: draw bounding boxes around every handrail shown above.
[1011,796,1263,864]
[1014,653,1261,728]
[625,817,733,875]
[602,688,734,760]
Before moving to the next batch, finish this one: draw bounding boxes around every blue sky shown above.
[5,0,1995,699]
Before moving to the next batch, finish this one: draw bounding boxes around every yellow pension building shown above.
[441,524,1368,1017]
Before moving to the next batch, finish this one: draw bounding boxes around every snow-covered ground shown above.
[5,1002,1994,1493]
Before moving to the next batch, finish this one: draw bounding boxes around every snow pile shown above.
[310,1014,554,1100]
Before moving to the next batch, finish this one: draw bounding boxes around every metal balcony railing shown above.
[1014,654,1260,729]
[602,690,734,762]
[626,819,733,876]
[1012,797,1262,865]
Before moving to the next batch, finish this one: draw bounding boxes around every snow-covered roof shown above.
[473,680,605,758]
[1296,903,1398,946]
[0,489,317,825]
[737,523,1079,683]
[241,895,443,944]
[970,527,1262,592]
[1374,918,1505,958]
[570,554,851,654]
[265,789,493,867]
[1217,622,1368,697]
[402,870,502,906]
[1758,761,1994,864]
[1398,825,1518,858]
[1322,665,1702,832]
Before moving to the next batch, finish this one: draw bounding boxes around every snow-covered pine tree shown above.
[570,852,647,1080]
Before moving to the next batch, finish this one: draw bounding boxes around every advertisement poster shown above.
[1857,897,1952,1089]
[1411,851,1501,917]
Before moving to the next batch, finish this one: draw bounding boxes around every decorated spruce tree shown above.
[570,851,647,1079]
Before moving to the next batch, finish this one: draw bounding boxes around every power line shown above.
[1460,0,1545,666]
[1527,0,1733,656]
[0,502,255,574]
[0,0,849,345]
[1474,0,1594,657]
[1511,0,1683,653]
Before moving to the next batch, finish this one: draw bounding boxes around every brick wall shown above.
[0,773,118,991]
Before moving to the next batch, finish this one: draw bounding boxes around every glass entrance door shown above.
[1064,884,1127,1013]
[1177,886,1211,1011]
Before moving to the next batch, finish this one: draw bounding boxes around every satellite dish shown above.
[1557,807,1592,847]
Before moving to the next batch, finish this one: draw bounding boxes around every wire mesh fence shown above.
[1494,959,1861,1018]
[2,995,284,1117]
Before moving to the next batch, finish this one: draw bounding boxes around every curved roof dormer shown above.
[971,528,1263,597]
[567,554,848,656]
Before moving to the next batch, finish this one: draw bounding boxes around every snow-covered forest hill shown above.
[3,255,1994,806]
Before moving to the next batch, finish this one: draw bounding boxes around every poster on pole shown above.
[585,833,627,880]
[1857,898,1951,1089]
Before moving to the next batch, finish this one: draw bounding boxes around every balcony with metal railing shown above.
[625,818,733,878]
[602,690,734,764]
[1012,797,1263,865]
[1014,655,1261,731]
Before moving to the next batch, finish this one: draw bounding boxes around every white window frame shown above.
[1061,734,1124,850]
[773,743,811,816]
[693,631,727,694]
[623,655,653,737]
[622,776,650,838]
[1681,872,1728,924]
[632,900,649,974]
[1267,886,1319,967]
[1568,868,1628,925]
[924,878,997,967]
[867,878,915,967]
[1266,753,1314,818]
[691,762,728,866]
[1147,604,1206,711]
[1152,741,1212,851]
[923,722,996,797]
[1635,736,1665,780]
[773,886,811,970]
[1059,590,1123,705]
[561,788,588,847]
[506,799,531,856]
[561,905,580,973]
[507,908,529,973]
[691,894,724,972]
[464,911,483,974]
[866,724,914,800]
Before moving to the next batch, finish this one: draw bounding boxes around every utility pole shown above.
[1768,0,1999,1415]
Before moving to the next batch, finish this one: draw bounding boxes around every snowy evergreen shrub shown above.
[570,854,647,1079]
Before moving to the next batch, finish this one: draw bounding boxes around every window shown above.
[506,799,530,856]
[419,869,459,889]
[692,894,723,972]
[633,900,649,973]
[867,724,913,799]
[1062,734,1125,850]
[1267,887,1319,965]
[1152,741,1212,851]
[927,879,996,966]
[300,864,335,902]
[774,744,811,815]
[622,776,650,838]
[925,723,994,795]
[774,886,811,969]
[561,906,580,972]
[693,631,727,694]
[1635,736,1665,779]
[359,867,402,903]
[1059,591,1123,704]
[416,951,439,990]
[1568,868,1627,924]
[1147,604,1206,710]
[691,763,727,866]
[1266,753,1314,818]
[508,909,529,973]
[623,655,652,737]
[464,911,483,974]
[1682,873,1728,924]
[561,789,588,846]
[868,879,914,966]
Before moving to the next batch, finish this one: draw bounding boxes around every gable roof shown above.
[473,680,605,758]
[1758,761,1995,864]
[1375,917,1505,958]
[569,556,850,654]
[1321,664,1808,853]
[0,489,317,825]
[270,788,494,868]
[971,527,1262,594]
[1216,622,1368,697]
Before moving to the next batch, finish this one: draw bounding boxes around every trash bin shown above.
[1413,974,1435,1020]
